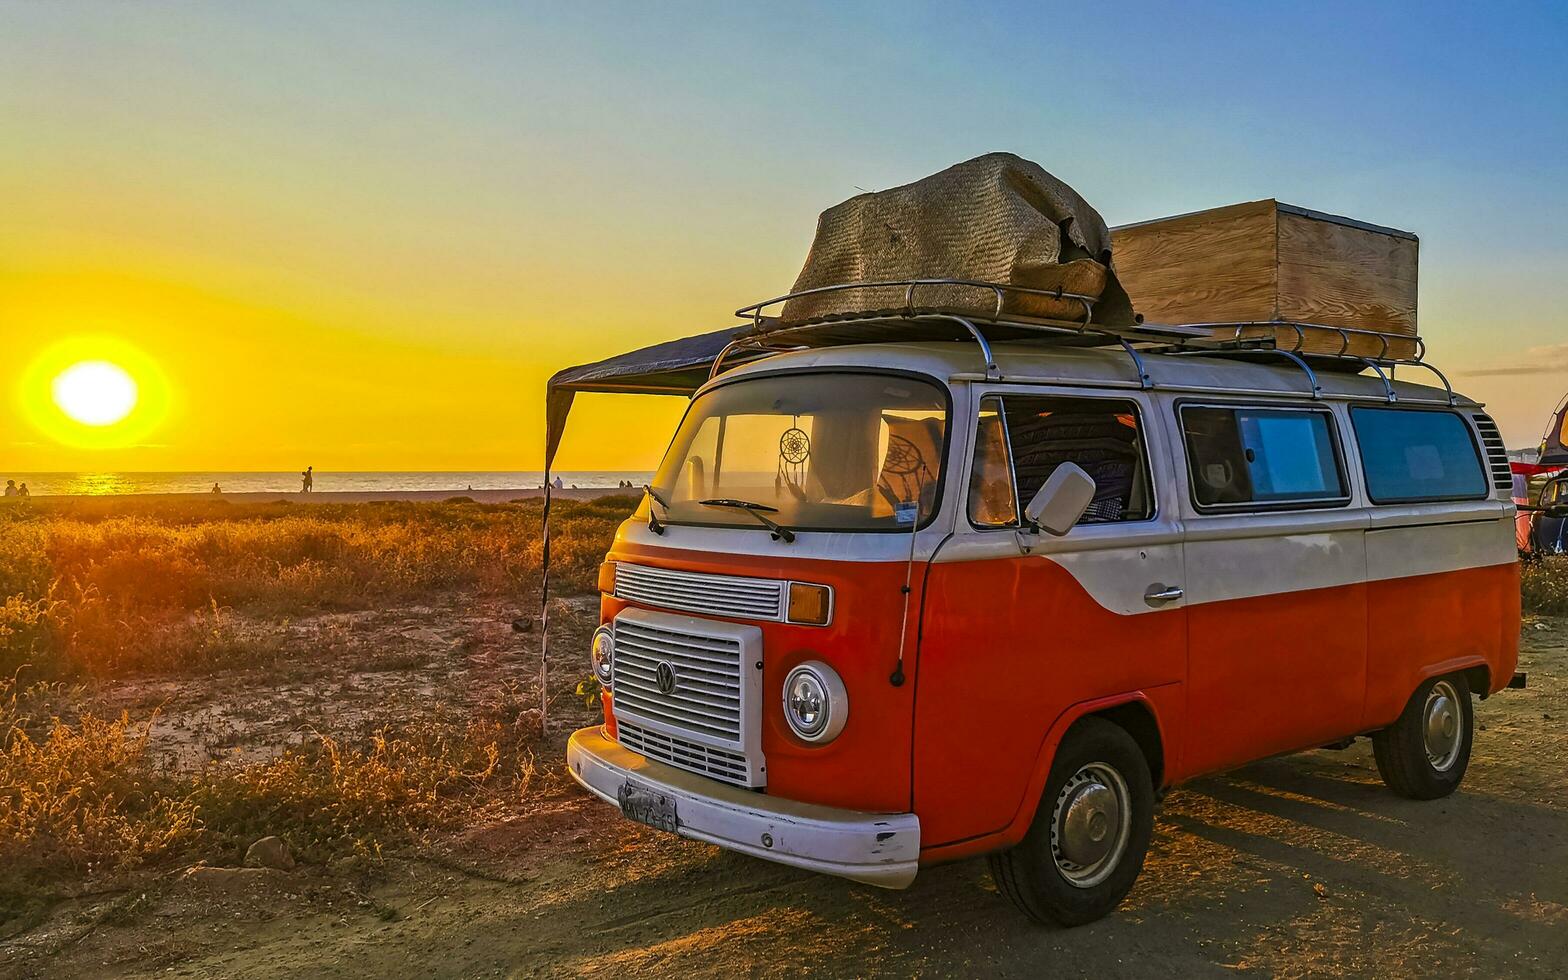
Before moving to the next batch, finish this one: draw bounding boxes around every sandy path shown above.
[12,620,1567,979]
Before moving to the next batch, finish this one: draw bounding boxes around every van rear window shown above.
[1182,406,1346,508]
[1350,408,1488,503]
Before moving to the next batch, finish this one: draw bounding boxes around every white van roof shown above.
[714,341,1476,408]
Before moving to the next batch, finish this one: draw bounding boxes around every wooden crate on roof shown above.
[1110,200,1419,360]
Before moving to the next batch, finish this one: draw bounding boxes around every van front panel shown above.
[602,535,934,814]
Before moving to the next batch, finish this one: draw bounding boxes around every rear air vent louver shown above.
[1472,414,1512,494]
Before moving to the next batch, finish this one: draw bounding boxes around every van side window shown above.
[1350,408,1488,503]
[1182,406,1346,508]
[969,395,1153,528]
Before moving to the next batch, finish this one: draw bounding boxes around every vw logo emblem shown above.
[655,661,678,695]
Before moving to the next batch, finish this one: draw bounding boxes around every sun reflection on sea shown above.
[68,474,141,496]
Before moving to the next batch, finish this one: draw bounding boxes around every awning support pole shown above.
[539,472,552,731]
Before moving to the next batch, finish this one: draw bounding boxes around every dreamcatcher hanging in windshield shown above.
[877,433,933,519]
[775,423,810,501]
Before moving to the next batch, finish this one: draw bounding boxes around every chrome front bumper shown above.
[567,726,920,889]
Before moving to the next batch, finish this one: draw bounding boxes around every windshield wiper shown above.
[699,498,796,543]
[643,485,670,536]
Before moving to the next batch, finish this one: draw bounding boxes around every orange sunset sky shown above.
[3,3,1566,474]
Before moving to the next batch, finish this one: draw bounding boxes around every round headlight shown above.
[591,626,614,686]
[782,661,847,743]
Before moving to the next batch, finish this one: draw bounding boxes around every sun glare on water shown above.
[52,360,140,426]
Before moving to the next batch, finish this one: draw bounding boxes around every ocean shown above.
[3,472,655,497]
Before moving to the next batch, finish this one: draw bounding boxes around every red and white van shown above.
[564,333,1520,925]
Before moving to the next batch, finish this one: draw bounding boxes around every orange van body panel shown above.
[603,540,923,814]
[599,690,619,741]
[1362,561,1520,725]
[1182,581,1368,777]
[912,556,1185,848]
[919,684,1185,864]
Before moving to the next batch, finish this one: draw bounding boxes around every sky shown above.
[2,0,1566,473]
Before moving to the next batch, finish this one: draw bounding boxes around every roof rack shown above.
[1161,320,1455,406]
[717,279,1211,386]
[734,278,1109,327]
[717,281,1457,407]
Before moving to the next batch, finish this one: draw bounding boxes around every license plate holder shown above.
[617,781,679,834]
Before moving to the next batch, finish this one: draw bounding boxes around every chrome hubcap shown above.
[1050,763,1131,888]
[1423,680,1464,772]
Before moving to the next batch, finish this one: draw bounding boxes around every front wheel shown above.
[988,718,1154,927]
[1372,673,1473,800]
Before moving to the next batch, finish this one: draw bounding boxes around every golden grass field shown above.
[0,497,1565,976]
[0,496,634,935]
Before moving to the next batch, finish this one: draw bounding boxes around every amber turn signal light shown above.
[597,561,617,595]
[787,582,832,626]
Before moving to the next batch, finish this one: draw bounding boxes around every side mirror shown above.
[1023,462,1097,536]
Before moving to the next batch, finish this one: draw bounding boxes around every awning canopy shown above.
[544,325,754,473]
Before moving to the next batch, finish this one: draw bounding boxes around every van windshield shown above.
[648,372,948,532]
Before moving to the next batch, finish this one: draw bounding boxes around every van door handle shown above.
[1144,584,1184,605]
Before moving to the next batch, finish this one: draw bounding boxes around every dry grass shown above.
[0,496,632,925]
[190,715,538,864]
[0,684,196,928]
[0,676,550,920]
[0,691,199,881]
[1522,555,1568,616]
[0,495,633,679]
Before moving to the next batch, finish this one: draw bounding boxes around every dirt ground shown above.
[6,616,1566,979]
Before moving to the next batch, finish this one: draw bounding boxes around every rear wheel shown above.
[1372,673,1473,800]
[988,718,1154,926]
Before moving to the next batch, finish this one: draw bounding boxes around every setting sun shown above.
[17,336,172,454]
[52,360,139,426]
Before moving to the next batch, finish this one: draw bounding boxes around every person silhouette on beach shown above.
[3,480,14,497]
[302,466,314,493]
[211,482,222,494]
[553,475,564,491]
[16,483,30,498]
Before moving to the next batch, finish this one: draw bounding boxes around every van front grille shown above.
[1472,414,1513,494]
[616,722,752,786]
[614,563,785,621]
[613,618,743,741]
[609,609,765,787]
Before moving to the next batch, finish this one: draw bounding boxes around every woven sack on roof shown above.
[776,152,1136,329]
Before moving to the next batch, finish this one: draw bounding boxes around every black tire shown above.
[988,717,1154,927]
[1372,672,1473,800]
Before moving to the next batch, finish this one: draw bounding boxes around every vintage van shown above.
[563,328,1521,926]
